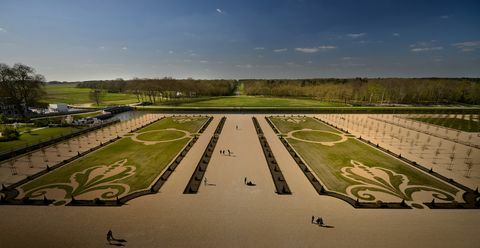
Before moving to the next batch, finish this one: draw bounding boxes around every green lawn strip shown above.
[0,127,80,152]
[19,117,207,198]
[292,131,343,142]
[269,117,459,198]
[167,96,348,107]
[138,117,209,133]
[136,130,186,141]
[412,117,480,132]
[269,117,341,134]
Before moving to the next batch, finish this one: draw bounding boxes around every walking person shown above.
[106,230,113,244]
[228,149,231,156]
[311,216,314,224]
[244,177,247,184]
[204,177,207,186]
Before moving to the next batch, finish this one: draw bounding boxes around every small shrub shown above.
[0,125,20,141]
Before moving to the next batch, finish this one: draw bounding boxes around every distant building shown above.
[48,103,69,113]
[0,97,28,117]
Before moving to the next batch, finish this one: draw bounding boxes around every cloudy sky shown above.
[0,0,479,81]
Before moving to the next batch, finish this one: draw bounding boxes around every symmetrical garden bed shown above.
[267,116,478,209]
[7,116,210,206]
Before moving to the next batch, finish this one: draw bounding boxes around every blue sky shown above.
[0,0,479,81]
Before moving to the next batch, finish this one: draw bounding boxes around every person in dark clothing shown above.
[107,230,113,244]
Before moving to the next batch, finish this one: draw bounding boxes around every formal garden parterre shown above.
[267,116,476,208]
[12,116,210,206]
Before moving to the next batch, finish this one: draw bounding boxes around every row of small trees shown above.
[77,78,236,104]
[242,78,480,105]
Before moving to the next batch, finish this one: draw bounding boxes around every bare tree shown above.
[89,89,106,106]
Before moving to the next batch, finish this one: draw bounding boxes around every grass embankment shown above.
[19,116,208,198]
[269,117,458,199]
[0,127,80,153]
[412,117,480,132]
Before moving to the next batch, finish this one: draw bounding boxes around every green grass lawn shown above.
[269,117,459,202]
[292,130,342,142]
[157,96,348,108]
[43,83,139,106]
[0,126,80,153]
[19,116,209,202]
[412,117,480,132]
[136,130,186,141]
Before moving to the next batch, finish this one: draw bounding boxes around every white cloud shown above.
[121,46,128,50]
[295,47,319,53]
[318,45,336,50]
[393,33,400,37]
[411,46,443,52]
[347,33,366,38]
[99,46,105,50]
[199,60,208,63]
[236,64,253,69]
[410,41,443,52]
[440,15,450,19]
[452,41,480,52]
[273,48,288,52]
[0,27,6,33]
[168,50,174,54]
[295,46,336,53]
[216,8,223,13]
[254,47,265,50]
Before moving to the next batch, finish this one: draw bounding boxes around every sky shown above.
[0,0,479,81]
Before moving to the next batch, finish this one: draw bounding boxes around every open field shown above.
[0,126,81,153]
[269,116,464,205]
[15,116,208,205]
[163,96,349,107]
[43,83,139,106]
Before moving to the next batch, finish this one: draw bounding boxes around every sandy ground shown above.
[0,114,479,248]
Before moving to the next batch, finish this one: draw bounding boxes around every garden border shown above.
[252,117,291,194]
[184,117,226,194]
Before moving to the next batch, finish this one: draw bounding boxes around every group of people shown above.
[220,149,232,156]
[244,177,256,186]
[311,216,324,226]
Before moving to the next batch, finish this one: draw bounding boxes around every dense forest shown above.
[76,78,236,104]
[242,78,480,105]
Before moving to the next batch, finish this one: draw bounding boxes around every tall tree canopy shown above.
[0,63,45,116]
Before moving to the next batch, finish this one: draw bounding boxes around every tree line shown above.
[77,78,236,104]
[241,78,480,105]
